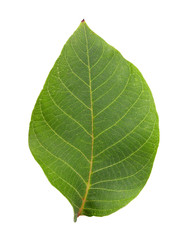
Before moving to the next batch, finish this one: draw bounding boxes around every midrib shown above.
[77,24,94,218]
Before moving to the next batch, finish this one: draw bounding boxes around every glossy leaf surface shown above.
[29,21,159,221]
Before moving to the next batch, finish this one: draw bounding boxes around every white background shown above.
[0,0,185,239]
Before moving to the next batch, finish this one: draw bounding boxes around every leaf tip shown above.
[74,213,78,222]
[81,19,85,23]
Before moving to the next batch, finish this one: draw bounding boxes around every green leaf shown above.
[28,20,159,222]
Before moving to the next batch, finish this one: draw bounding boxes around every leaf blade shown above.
[29,21,159,221]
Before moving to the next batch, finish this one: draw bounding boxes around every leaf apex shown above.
[74,213,77,222]
[81,19,85,23]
